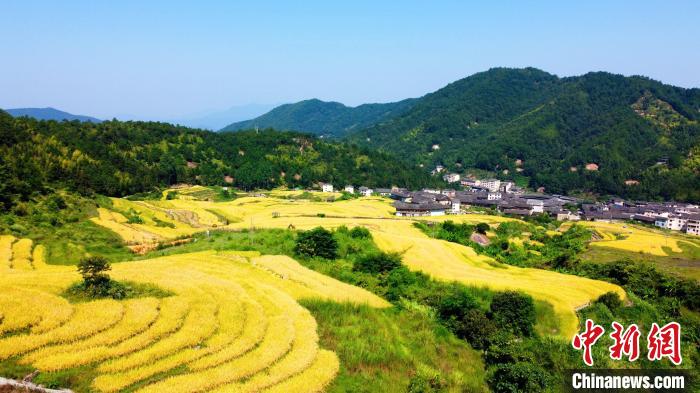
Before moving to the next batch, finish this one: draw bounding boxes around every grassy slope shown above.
[302,301,486,392]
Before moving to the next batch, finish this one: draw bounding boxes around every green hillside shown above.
[220,98,416,137]
[0,111,437,211]
[348,68,700,201]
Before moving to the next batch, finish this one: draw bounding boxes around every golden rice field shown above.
[0,249,388,392]
[89,191,626,339]
[561,221,697,257]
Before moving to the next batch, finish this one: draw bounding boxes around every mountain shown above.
[5,107,102,123]
[169,103,277,130]
[348,68,700,202]
[220,98,417,137]
[0,109,438,210]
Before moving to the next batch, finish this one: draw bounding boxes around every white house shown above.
[321,183,334,193]
[526,199,544,214]
[686,218,700,236]
[487,192,502,201]
[344,185,354,194]
[450,199,461,214]
[500,181,513,193]
[358,186,373,197]
[431,165,445,175]
[479,179,501,192]
[656,215,687,231]
[443,173,461,183]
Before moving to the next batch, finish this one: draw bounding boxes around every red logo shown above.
[609,322,640,362]
[572,320,682,366]
[572,319,605,366]
[647,322,682,365]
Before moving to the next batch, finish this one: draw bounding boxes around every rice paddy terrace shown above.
[90,189,627,338]
[7,187,693,391]
[1,236,387,392]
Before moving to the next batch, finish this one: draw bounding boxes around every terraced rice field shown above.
[0,235,43,272]
[562,221,698,257]
[90,192,625,339]
[0,249,386,392]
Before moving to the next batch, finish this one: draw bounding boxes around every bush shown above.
[353,251,403,274]
[78,256,111,288]
[294,227,338,259]
[595,291,622,311]
[349,226,372,239]
[437,285,478,324]
[476,222,490,234]
[407,365,446,393]
[490,291,536,337]
[460,309,498,349]
[488,362,550,393]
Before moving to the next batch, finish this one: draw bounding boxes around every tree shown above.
[460,309,498,349]
[294,227,338,259]
[488,362,550,393]
[77,256,113,293]
[476,222,490,234]
[353,252,402,274]
[437,285,478,323]
[595,291,622,311]
[490,291,536,337]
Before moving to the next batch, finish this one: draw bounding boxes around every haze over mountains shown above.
[4,67,699,201]
[6,107,102,123]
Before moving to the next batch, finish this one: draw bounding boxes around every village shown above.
[318,171,700,237]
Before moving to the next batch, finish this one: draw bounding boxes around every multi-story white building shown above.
[478,179,501,192]
[358,186,373,197]
[686,218,700,236]
[500,181,513,193]
[344,185,354,194]
[321,183,334,193]
[443,173,461,183]
[450,199,461,214]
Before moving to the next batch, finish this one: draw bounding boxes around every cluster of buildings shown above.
[582,200,700,236]
[391,187,580,220]
[318,180,700,236]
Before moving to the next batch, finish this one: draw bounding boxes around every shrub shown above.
[490,291,536,337]
[294,227,338,259]
[349,226,371,239]
[476,222,490,234]
[595,291,622,311]
[71,256,130,299]
[488,362,550,393]
[437,285,478,324]
[353,251,402,274]
[460,309,498,350]
[78,256,111,285]
[407,365,446,393]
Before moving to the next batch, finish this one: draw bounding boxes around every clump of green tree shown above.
[0,110,440,212]
[294,227,338,259]
[64,256,172,302]
[68,256,127,299]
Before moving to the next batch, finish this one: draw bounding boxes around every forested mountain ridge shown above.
[6,107,102,123]
[0,110,438,211]
[220,98,416,137]
[349,68,700,202]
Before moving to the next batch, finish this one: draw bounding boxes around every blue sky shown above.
[1,1,698,120]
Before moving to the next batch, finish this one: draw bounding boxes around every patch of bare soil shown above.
[470,233,490,246]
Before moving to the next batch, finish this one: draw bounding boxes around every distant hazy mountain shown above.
[169,104,276,130]
[221,98,417,137]
[6,107,101,123]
